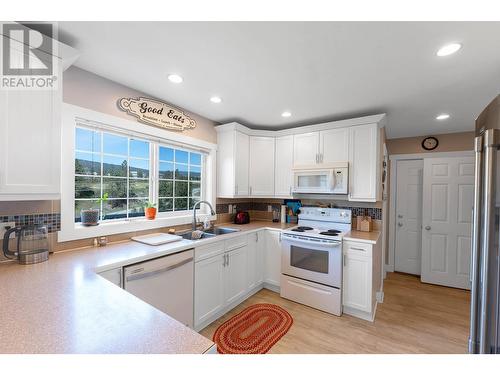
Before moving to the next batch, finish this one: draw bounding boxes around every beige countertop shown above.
[344,230,381,244]
[0,239,214,354]
[0,220,375,353]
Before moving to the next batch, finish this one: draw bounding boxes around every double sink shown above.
[180,227,240,240]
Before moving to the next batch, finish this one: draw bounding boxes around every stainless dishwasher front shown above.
[123,249,194,328]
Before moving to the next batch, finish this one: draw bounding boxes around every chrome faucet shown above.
[192,200,216,231]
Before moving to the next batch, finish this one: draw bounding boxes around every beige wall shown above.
[386,131,474,155]
[63,66,218,144]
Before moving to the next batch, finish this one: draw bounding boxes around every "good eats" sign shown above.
[118,97,197,131]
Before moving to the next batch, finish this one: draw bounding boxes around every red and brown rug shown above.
[213,303,293,354]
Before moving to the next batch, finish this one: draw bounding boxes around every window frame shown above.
[59,104,217,242]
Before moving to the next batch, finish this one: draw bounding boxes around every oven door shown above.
[281,235,341,288]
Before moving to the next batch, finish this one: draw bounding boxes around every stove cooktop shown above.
[284,226,346,240]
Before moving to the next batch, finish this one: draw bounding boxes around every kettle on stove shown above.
[3,224,49,264]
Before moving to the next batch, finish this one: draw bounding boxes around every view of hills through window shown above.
[74,127,203,223]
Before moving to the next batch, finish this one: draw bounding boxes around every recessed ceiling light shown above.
[210,96,222,104]
[436,43,462,57]
[436,113,450,120]
[167,74,183,83]
[281,111,292,118]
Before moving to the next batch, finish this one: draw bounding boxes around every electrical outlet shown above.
[267,205,272,212]
[228,205,233,214]
[0,222,16,239]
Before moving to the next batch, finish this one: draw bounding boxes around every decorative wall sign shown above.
[118,97,197,131]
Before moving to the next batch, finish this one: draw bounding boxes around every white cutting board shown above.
[131,233,183,246]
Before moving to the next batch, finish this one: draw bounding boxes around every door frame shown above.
[386,151,474,273]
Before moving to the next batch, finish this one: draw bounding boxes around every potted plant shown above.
[145,201,157,220]
[81,193,108,226]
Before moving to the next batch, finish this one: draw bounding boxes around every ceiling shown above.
[58,22,500,139]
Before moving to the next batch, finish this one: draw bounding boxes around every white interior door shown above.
[421,156,474,289]
[394,159,424,275]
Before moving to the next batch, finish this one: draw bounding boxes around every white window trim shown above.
[59,103,217,242]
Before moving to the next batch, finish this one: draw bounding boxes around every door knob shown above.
[425,226,431,230]
[397,222,403,227]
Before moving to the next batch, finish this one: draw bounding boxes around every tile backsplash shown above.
[0,213,61,233]
[216,200,382,220]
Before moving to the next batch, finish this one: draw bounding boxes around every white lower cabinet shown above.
[194,244,226,328]
[224,244,248,305]
[246,231,265,291]
[342,239,382,321]
[194,230,281,331]
[264,230,282,289]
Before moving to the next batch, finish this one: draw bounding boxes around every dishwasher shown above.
[123,249,194,328]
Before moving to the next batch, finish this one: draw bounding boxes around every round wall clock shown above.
[422,136,439,151]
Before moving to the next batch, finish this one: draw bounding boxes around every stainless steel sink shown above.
[204,227,240,235]
[179,231,216,240]
[179,227,240,241]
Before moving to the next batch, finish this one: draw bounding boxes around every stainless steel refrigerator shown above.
[469,94,500,353]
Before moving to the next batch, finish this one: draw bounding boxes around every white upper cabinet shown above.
[217,128,249,198]
[217,115,384,201]
[348,123,381,202]
[293,132,320,166]
[249,136,275,196]
[274,135,294,197]
[0,45,62,200]
[319,128,349,163]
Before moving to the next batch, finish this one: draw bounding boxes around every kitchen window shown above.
[60,105,216,242]
[74,127,205,224]
[74,127,151,222]
[158,145,202,213]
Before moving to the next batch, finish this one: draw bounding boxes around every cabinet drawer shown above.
[225,235,248,251]
[195,241,225,262]
[343,241,372,256]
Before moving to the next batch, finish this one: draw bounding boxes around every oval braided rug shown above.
[213,303,293,354]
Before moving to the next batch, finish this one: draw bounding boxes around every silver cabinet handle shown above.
[350,247,366,252]
[250,186,253,196]
[227,253,230,267]
[398,214,403,218]
[315,154,319,163]
[425,226,431,230]
[398,222,403,227]
[320,154,323,163]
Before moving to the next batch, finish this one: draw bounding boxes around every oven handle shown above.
[282,236,341,248]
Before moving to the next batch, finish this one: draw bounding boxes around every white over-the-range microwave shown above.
[292,162,348,195]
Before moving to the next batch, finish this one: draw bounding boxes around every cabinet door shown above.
[0,47,61,198]
[249,136,275,196]
[255,231,265,285]
[293,132,319,166]
[224,245,248,305]
[274,135,294,197]
[343,251,371,312]
[348,124,379,202]
[216,130,236,197]
[264,230,282,287]
[234,131,250,196]
[320,128,349,163]
[246,233,258,291]
[194,254,225,327]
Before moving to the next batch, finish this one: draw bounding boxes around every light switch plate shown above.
[0,222,16,239]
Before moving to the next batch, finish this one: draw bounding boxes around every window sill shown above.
[57,214,215,242]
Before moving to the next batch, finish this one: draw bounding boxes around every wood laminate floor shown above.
[200,272,471,353]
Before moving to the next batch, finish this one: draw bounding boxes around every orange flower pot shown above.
[145,207,157,220]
